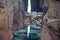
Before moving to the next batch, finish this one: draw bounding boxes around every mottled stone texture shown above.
[0,1,13,40]
[13,0,24,30]
[41,0,60,40]
[0,0,25,40]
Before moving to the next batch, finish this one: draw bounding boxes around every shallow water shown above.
[12,26,42,40]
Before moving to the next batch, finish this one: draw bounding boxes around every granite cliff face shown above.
[0,1,13,40]
[0,0,25,40]
[41,0,60,40]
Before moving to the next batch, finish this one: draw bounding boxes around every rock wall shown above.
[41,0,60,40]
[0,0,14,40]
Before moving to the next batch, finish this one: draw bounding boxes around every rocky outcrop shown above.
[0,0,14,40]
[41,0,60,40]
